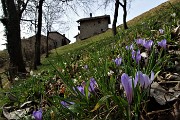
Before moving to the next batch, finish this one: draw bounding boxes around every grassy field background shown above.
[0,0,179,119]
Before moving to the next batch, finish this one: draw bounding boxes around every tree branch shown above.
[19,0,30,18]
[21,18,34,22]
[119,2,124,7]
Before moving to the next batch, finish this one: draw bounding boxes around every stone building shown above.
[75,14,111,41]
[21,31,70,61]
[48,31,70,47]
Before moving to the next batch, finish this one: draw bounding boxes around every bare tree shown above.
[103,0,131,35]
[42,0,95,59]
[19,0,69,68]
[112,0,129,36]
[34,0,45,70]
[43,0,66,58]
[119,0,128,30]
[0,0,29,74]
[2,0,97,71]
[112,0,120,36]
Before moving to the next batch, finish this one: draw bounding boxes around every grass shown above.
[0,0,180,119]
[42,0,179,62]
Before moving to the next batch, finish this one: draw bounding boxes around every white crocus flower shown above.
[30,70,34,76]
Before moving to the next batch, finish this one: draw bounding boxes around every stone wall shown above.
[79,18,109,40]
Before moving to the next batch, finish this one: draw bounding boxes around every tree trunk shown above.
[112,0,120,36]
[46,30,49,58]
[123,0,128,29]
[34,0,44,70]
[1,0,26,73]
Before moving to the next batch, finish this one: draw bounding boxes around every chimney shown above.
[63,34,65,37]
[90,13,92,18]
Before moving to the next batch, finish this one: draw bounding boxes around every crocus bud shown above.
[121,73,133,104]
[33,109,43,120]
[158,39,166,49]
[114,57,122,66]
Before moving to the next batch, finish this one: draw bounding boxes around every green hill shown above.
[42,0,179,58]
[0,0,180,119]
[39,0,179,69]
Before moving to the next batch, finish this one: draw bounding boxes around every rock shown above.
[174,82,180,91]
[168,45,179,51]
[175,64,180,72]
[2,101,38,120]
[150,82,180,105]
[171,25,180,39]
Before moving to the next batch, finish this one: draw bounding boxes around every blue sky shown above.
[0,0,168,50]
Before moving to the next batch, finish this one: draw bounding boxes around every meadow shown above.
[0,0,180,119]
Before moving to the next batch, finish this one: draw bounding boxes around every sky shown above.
[0,0,168,50]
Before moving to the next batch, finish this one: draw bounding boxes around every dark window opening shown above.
[62,39,67,46]
[54,42,57,48]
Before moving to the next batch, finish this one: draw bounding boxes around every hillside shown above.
[41,0,179,58]
[0,0,179,71]
[0,0,180,119]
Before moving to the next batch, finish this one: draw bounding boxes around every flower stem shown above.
[128,105,131,120]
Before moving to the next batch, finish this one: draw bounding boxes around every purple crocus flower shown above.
[33,109,43,120]
[159,29,164,34]
[89,78,97,92]
[84,65,88,70]
[61,101,75,108]
[74,78,98,97]
[121,73,133,104]
[114,57,122,66]
[125,46,129,50]
[135,71,145,87]
[132,50,141,63]
[132,50,136,60]
[76,86,85,95]
[136,50,141,63]
[136,38,145,45]
[135,71,154,88]
[125,44,133,50]
[158,39,166,49]
[143,40,153,50]
[142,72,154,88]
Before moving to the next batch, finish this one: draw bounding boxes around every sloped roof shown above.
[74,33,80,38]
[22,35,54,42]
[49,31,71,43]
[77,15,111,24]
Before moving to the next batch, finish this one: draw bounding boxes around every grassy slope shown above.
[127,0,178,26]
[0,0,179,79]
[40,0,179,69]
[0,0,179,118]
[0,0,179,71]
[48,0,177,54]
